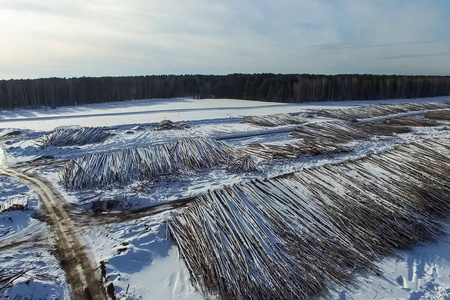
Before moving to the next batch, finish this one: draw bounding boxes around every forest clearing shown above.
[1,96,450,300]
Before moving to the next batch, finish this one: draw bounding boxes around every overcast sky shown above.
[1,0,450,79]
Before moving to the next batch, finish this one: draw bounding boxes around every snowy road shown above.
[0,167,107,300]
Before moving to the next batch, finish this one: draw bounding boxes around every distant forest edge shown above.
[1,74,450,109]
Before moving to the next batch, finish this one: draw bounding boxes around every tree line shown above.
[1,74,450,109]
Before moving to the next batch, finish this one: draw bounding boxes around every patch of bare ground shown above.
[14,156,64,170]
[0,234,46,251]
[70,196,195,226]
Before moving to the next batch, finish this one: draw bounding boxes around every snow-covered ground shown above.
[336,223,450,300]
[82,210,203,300]
[1,96,450,300]
[1,96,449,131]
[0,176,68,300]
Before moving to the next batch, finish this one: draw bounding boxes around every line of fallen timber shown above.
[318,101,450,121]
[244,113,305,127]
[59,113,448,192]
[60,137,237,190]
[213,125,298,141]
[168,138,450,300]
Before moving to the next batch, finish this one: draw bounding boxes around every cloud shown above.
[0,0,449,79]
[380,52,450,60]
[312,41,441,53]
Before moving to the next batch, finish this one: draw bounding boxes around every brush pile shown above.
[154,120,189,130]
[425,109,450,121]
[0,198,27,213]
[169,139,450,300]
[227,155,260,172]
[38,126,111,147]
[60,138,237,190]
[245,113,304,127]
[0,130,21,139]
[318,101,450,121]
[0,268,35,291]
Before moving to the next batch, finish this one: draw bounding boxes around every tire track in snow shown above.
[0,167,107,300]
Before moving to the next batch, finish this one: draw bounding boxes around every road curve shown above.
[0,167,107,300]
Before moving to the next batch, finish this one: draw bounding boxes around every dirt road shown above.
[0,167,107,300]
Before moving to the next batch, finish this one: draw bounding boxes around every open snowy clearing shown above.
[1,96,450,299]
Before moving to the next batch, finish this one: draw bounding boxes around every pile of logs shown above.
[292,121,369,144]
[241,141,349,160]
[169,139,450,300]
[425,109,450,121]
[227,155,260,172]
[60,138,237,190]
[38,126,111,147]
[245,113,304,127]
[154,120,189,130]
[318,101,450,121]
[0,198,27,213]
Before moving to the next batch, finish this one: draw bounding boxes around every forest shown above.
[1,74,450,109]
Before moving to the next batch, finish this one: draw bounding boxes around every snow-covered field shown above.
[1,96,450,300]
[1,96,449,131]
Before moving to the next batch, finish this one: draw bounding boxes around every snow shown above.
[0,176,69,300]
[82,211,203,300]
[0,247,68,300]
[335,222,450,299]
[1,96,450,300]
[0,144,7,168]
[0,96,449,131]
[0,176,40,238]
[127,246,202,300]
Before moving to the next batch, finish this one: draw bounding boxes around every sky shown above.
[1,0,450,79]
